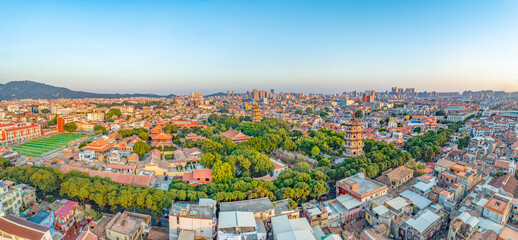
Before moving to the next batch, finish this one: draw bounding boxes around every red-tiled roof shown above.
[60,165,155,187]
[0,214,50,240]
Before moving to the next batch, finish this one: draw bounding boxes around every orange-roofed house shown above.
[83,138,113,153]
[182,169,213,185]
[482,194,512,225]
[220,129,252,143]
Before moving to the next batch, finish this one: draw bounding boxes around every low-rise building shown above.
[53,199,79,234]
[322,194,362,227]
[399,208,449,240]
[482,194,512,226]
[375,166,414,190]
[0,214,52,240]
[217,211,266,240]
[106,211,151,240]
[301,200,329,228]
[447,212,479,240]
[0,180,22,217]
[271,215,320,240]
[219,197,275,223]
[336,173,388,203]
[169,199,217,240]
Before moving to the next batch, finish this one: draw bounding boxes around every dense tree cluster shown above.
[94,125,107,134]
[330,139,412,179]
[457,136,471,149]
[404,129,453,162]
[63,122,78,132]
[105,108,122,119]
[118,128,148,138]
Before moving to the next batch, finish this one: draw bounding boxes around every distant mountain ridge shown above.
[0,80,176,100]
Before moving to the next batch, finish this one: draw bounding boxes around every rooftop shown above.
[219,197,274,213]
[406,210,440,234]
[218,211,256,229]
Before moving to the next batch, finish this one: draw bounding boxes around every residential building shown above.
[322,194,362,227]
[27,210,56,234]
[399,208,449,240]
[0,180,23,217]
[17,183,36,208]
[106,211,151,240]
[336,173,388,203]
[482,194,512,226]
[271,215,320,240]
[169,199,217,240]
[217,211,266,240]
[182,169,213,185]
[219,197,275,223]
[375,166,414,190]
[0,214,52,240]
[447,212,479,240]
[272,199,299,219]
[53,200,79,234]
[301,200,329,228]
[86,112,105,121]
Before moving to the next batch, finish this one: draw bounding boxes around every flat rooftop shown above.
[341,175,386,195]
[219,197,274,213]
[169,204,215,219]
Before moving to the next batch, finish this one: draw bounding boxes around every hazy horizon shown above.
[1,0,518,94]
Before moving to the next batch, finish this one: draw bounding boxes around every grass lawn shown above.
[11,133,86,157]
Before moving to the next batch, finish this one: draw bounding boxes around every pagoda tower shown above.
[252,103,262,123]
[344,115,364,158]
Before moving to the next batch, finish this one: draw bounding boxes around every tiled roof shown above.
[60,165,155,187]
[0,214,50,240]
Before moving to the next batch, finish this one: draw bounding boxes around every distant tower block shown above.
[344,116,364,158]
[252,104,262,123]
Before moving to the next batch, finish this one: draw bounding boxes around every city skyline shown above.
[1,0,518,94]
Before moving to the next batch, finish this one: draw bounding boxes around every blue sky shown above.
[1,0,517,94]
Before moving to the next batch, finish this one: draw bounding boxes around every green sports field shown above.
[11,134,86,157]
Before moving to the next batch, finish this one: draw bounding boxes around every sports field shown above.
[11,134,86,157]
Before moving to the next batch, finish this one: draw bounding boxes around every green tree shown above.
[305,108,313,114]
[413,127,422,133]
[164,124,179,134]
[213,160,234,183]
[355,110,363,119]
[0,157,12,169]
[47,115,58,127]
[94,125,107,134]
[295,110,303,115]
[138,132,149,141]
[30,169,58,197]
[318,158,331,167]
[282,138,296,151]
[63,122,78,132]
[200,153,221,168]
[435,110,446,116]
[134,141,151,157]
[311,146,321,156]
[106,108,122,119]
[294,162,312,173]
[457,136,471,149]
[409,146,422,159]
